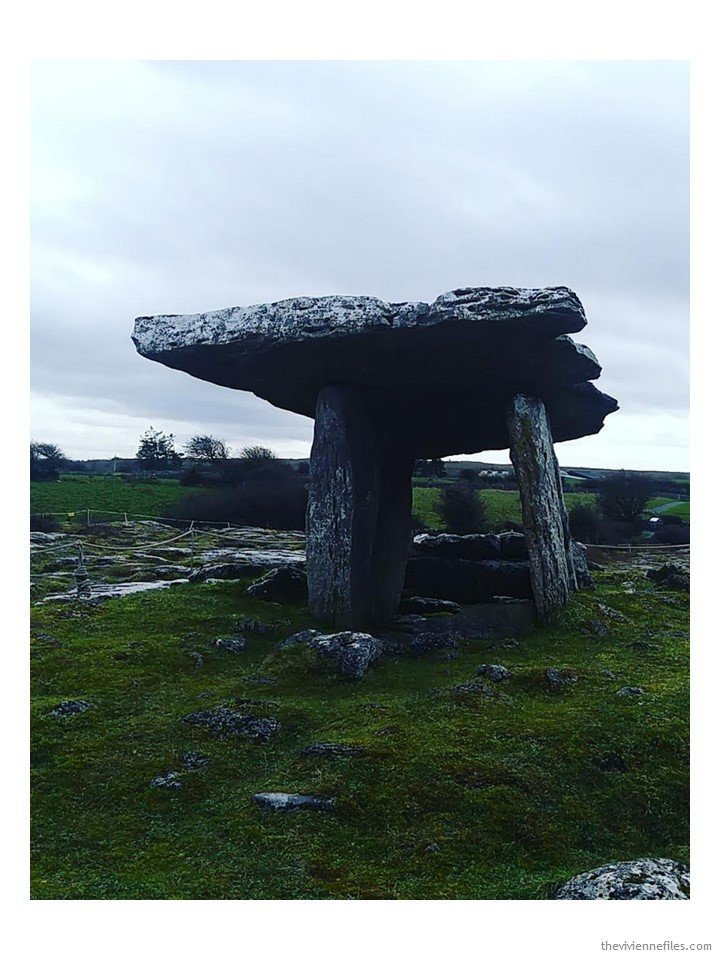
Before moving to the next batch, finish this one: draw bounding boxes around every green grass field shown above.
[31,565,689,899]
[31,475,202,519]
[647,498,691,521]
[413,486,596,531]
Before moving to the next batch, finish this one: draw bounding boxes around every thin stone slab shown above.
[507,394,572,620]
[133,287,618,458]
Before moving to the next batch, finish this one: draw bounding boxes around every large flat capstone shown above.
[132,287,618,458]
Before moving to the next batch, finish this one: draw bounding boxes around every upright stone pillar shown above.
[306,385,413,628]
[506,393,572,621]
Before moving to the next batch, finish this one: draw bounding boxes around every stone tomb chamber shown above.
[132,286,618,627]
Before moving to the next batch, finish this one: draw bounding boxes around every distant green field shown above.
[647,498,691,521]
[30,475,202,519]
[413,486,596,531]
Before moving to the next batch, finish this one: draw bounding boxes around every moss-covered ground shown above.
[31,559,689,899]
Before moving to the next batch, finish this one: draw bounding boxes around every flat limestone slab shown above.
[133,286,618,457]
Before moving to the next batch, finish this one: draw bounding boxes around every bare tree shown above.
[185,434,229,462]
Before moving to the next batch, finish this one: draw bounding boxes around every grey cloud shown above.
[31,60,688,466]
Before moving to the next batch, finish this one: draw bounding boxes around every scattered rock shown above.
[382,632,458,659]
[397,596,461,615]
[180,751,211,771]
[546,668,579,690]
[597,602,626,622]
[235,615,285,635]
[600,669,617,680]
[423,842,441,854]
[387,614,429,633]
[253,792,335,812]
[587,619,610,638]
[301,742,365,758]
[450,679,502,697]
[647,563,690,593]
[33,632,63,647]
[152,565,190,579]
[181,706,280,740]
[476,663,512,682]
[616,686,646,697]
[279,629,383,679]
[214,636,247,653]
[553,858,689,900]
[189,651,204,668]
[189,561,267,583]
[150,771,183,790]
[247,566,308,603]
[629,640,659,652]
[487,638,521,651]
[48,699,95,718]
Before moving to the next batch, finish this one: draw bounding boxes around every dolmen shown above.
[133,286,617,626]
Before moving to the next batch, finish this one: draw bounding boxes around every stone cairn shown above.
[133,286,617,626]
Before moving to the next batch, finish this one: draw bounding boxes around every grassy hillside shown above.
[31,475,202,518]
[31,566,688,900]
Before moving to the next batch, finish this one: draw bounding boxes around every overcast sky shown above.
[31,60,689,470]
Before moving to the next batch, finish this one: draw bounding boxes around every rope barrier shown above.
[583,542,690,551]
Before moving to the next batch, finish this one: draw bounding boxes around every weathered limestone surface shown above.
[133,286,618,627]
[132,287,617,458]
[553,858,689,900]
[506,394,572,621]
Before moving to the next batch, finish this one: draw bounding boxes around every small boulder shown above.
[450,679,502,697]
[280,629,383,679]
[476,664,512,682]
[382,632,458,659]
[152,565,189,579]
[647,563,690,593]
[247,566,308,603]
[48,699,95,718]
[546,668,579,690]
[235,615,283,635]
[150,771,183,790]
[180,751,211,771]
[553,858,689,900]
[253,792,335,812]
[214,636,247,653]
[617,686,646,697]
[181,706,280,740]
[189,561,266,583]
